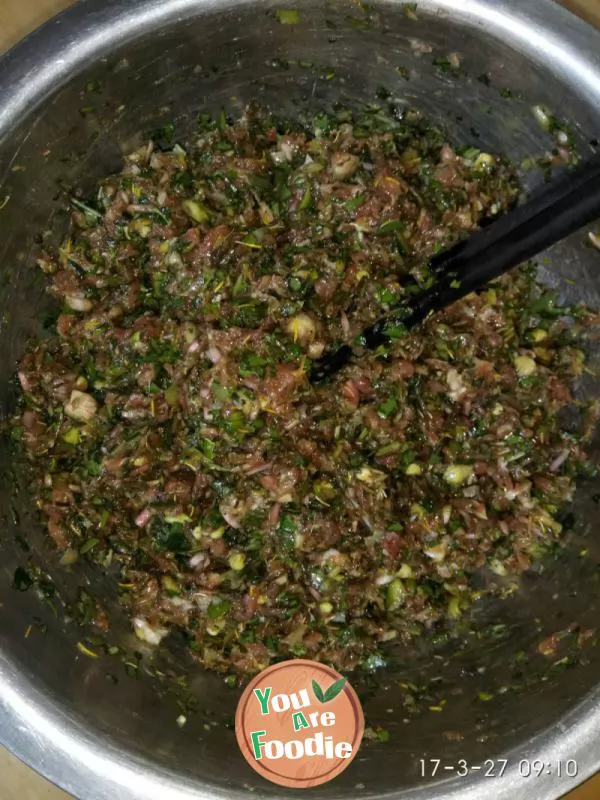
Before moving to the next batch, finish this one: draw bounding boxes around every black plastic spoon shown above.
[309,154,600,384]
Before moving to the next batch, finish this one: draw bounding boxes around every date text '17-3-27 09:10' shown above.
[419,759,579,779]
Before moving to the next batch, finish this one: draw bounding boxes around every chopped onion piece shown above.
[65,294,92,312]
[589,231,600,251]
[532,104,552,131]
[64,390,98,423]
[133,617,168,646]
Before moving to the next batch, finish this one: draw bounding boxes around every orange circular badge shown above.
[235,659,364,788]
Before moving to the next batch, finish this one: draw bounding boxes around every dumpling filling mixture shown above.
[15,106,595,676]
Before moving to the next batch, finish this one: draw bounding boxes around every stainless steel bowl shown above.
[2,1,600,798]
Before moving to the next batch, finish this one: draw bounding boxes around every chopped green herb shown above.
[275,9,300,24]
[12,567,33,592]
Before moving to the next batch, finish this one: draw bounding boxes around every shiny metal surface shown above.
[1,1,600,798]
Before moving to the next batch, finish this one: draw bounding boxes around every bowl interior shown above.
[1,2,600,798]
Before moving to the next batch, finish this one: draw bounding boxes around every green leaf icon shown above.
[323,677,347,702]
[312,679,325,703]
[312,677,347,703]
